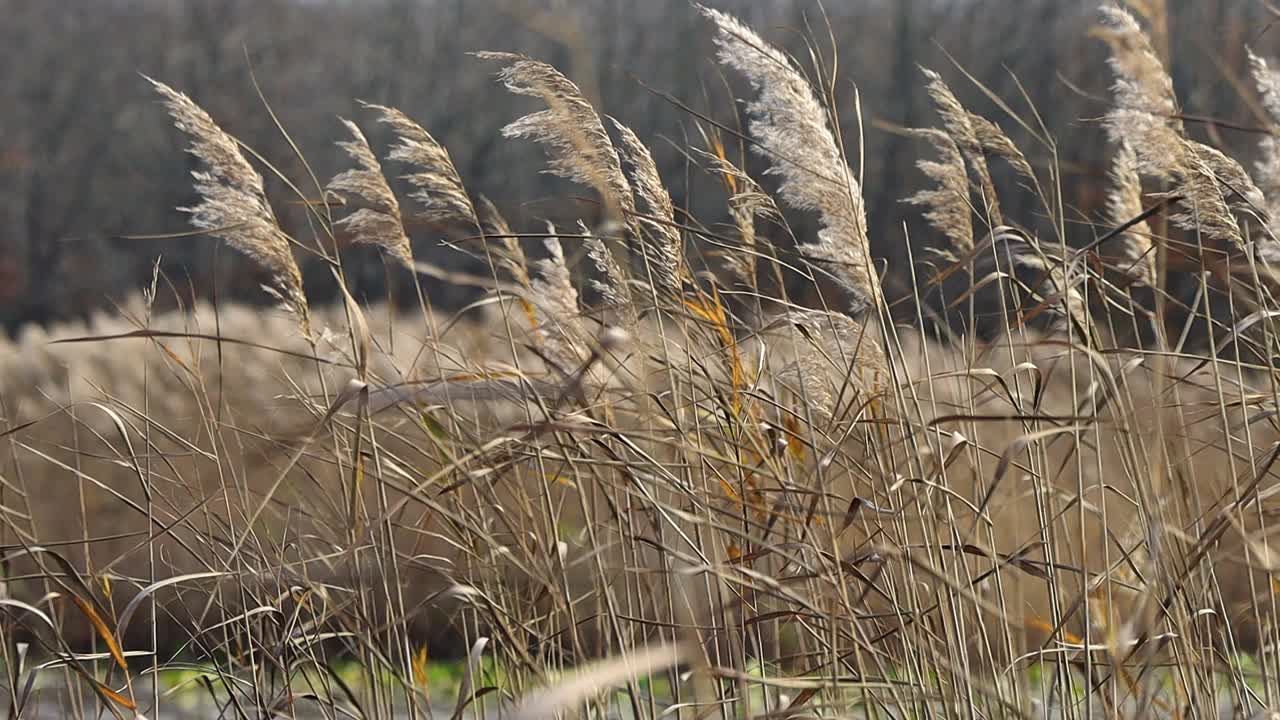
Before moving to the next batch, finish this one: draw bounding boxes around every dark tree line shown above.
[1,0,1272,332]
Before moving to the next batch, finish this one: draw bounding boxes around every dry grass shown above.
[4,4,1280,719]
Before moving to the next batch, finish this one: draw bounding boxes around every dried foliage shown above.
[11,7,1280,720]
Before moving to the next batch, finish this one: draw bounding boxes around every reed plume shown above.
[778,308,887,418]
[327,117,413,268]
[530,225,589,369]
[1098,5,1267,253]
[149,77,311,335]
[1249,48,1280,259]
[700,5,881,315]
[906,127,973,257]
[1106,141,1156,286]
[610,118,682,298]
[1097,4,1182,180]
[477,52,644,316]
[584,229,639,327]
[968,113,1036,185]
[921,67,1003,226]
[367,103,478,229]
[476,194,537,297]
[695,143,778,290]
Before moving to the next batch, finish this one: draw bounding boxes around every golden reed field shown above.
[4,3,1280,718]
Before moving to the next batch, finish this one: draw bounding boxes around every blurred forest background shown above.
[1,0,1275,333]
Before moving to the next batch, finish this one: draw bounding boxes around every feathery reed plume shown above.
[327,118,413,268]
[476,195,532,288]
[584,228,639,327]
[1002,228,1090,335]
[700,5,881,314]
[477,51,645,321]
[920,68,1003,226]
[476,194,541,331]
[906,127,974,257]
[366,103,479,229]
[1106,141,1156,286]
[1171,145,1253,249]
[1249,49,1280,258]
[477,52,636,228]
[779,309,887,418]
[968,113,1036,184]
[695,143,779,290]
[1097,5,1182,177]
[148,77,311,335]
[1098,6,1267,253]
[610,118,682,298]
[531,224,589,369]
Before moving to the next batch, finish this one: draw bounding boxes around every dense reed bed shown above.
[4,3,1280,718]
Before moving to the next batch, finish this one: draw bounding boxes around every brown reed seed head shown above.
[1106,141,1156,287]
[477,51,642,317]
[906,127,974,257]
[610,118,682,298]
[366,103,479,229]
[328,117,414,269]
[701,5,881,316]
[530,225,590,370]
[1099,5,1269,254]
[149,77,311,336]
[920,67,1003,226]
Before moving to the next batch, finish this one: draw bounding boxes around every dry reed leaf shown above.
[70,594,128,671]
[508,641,690,720]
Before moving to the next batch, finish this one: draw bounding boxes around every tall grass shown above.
[3,4,1280,719]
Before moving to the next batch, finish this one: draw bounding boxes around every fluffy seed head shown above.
[921,67,1002,226]
[1106,141,1156,287]
[610,118,682,298]
[906,127,973,256]
[327,117,413,268]
[701,5,880,314]
[1248,49,1280,258]
[149,77,310,335]
[367,103,478,229]
[530,225,589,369]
